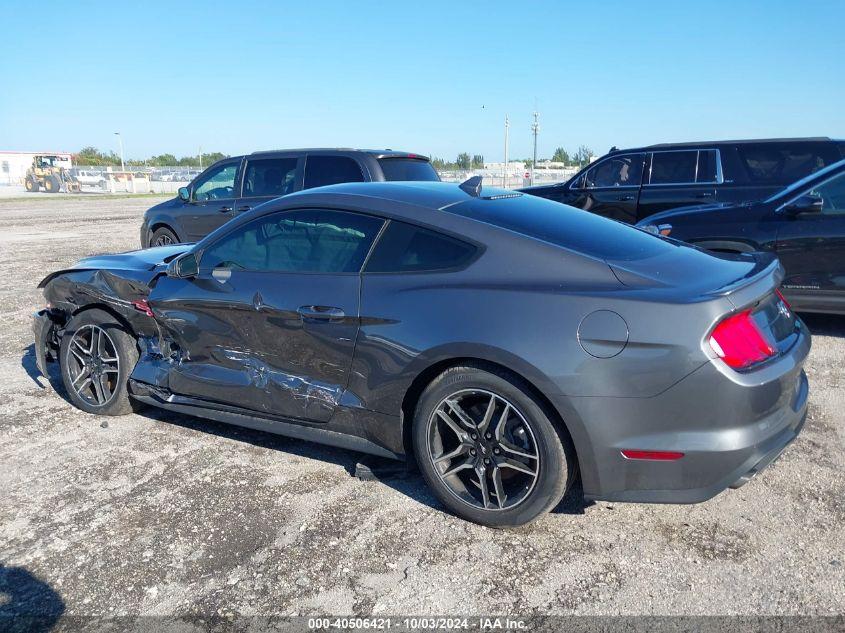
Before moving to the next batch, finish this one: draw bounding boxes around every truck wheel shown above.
[25,178,38,192]
[44,176,60,193]
[60,309,141,416]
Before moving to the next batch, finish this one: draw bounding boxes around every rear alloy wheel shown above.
[59,309,140,416]
[150,227,178,247]
[413,364,573,527]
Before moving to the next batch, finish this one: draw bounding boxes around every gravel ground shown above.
[0,196,843,621]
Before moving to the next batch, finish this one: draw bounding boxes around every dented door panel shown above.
[145,270,361,422]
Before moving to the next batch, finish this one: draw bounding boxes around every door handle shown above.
[297,305,345,322]
[616,195,635,201]
[236,205,251,212]
[218,206,233,213]
[696,192,714,198]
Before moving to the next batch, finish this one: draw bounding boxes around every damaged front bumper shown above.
[32,309,62,378]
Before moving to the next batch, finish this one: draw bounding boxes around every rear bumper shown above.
[556,321,811,504]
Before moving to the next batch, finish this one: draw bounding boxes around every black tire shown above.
[59,309,141,416]
[149,226,178,248]
[25,178,38,192]
[44,176,60,193]
[412,363,573,527]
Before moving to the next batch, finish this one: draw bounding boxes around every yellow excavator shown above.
[24,155,81,193]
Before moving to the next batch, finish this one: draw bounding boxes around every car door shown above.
[181,159,242,241]
[637,150,720,221]
[569,153,644,223]
[234,154,302,217]
[775,169,845,310]
[148,208,385,422]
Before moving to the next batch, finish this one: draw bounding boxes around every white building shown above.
[0,151,73,186]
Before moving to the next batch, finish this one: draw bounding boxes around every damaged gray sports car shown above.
[33,181,809,526]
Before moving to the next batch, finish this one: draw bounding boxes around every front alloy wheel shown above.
[65,324,120,407]
[59,309,141,416]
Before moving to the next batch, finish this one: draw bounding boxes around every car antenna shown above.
[459,175,483,197]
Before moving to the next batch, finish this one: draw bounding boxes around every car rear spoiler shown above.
[706,252,784,311]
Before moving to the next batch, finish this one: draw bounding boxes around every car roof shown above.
[277,180,482,210]
[612,137,842,153]
[249,148,430,160]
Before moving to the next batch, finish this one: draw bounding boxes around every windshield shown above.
[378,158,440,182]
[766,158,845,203]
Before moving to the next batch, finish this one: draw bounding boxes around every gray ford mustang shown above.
[33,179,810,526]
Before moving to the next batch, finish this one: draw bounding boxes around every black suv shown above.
[140,149,439,247]
[520,137,845,224]
[635,158,845,315]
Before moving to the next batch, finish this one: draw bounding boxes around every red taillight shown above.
[708,309,776,370]
[621,450,685,461]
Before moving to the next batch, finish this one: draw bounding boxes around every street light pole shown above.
[114,132,125,173]
[503,114,509,188]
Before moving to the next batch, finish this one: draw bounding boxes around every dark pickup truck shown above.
[520,137,845,224]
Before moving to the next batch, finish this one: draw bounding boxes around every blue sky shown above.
[1,0,843,162]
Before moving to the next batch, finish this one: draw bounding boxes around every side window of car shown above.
[365,221,477,273]
[648,151,698,184]
[739,144,837,184]
[193,163,239,201]
[200,209,384,273]
[809,172,845,215]
[584,154,643,188]
[303,156,365,189]
[242,158,298,198]
[695,149,720,183]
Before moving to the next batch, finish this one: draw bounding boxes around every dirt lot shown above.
[0,196,843,621]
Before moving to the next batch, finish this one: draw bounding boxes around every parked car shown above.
[69,168,107,190]
[34,180,808,527]
[520,137,845,224]
[140,149,440,247]
[637,158,845,315]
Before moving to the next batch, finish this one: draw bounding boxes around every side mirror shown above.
[167,252,199,278]
[784,194,823,215]
[177,186,190,202]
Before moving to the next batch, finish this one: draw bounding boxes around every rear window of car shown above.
[365,220,476,273]
[738,144,840,184]
[445,194,672,262]
[378,158,440,182]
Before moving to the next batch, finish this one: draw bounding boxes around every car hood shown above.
[636,201,746,226]
[73,244,191,272]
[38,244,191,288]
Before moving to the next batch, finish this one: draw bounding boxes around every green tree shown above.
[456,153,472,170]
[471,154,484,168]
[148,153,178,166]
[552,147,571,163]
[574,145,594,166]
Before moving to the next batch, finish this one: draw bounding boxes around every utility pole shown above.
[503,114,509,188]
[530,110,539,186]
[114,132,125,173]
